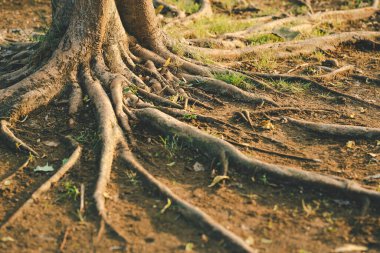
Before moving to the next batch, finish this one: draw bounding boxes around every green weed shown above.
[159,135,181,157]
[251,53,278,71]
[269,80,310,93]
[214,72,251,90]
[247,33,284,45]
[165,0,200,14]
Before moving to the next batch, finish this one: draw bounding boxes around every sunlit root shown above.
[283,117,380,139]
[182,74,278,106]
[135,108,380,202]
[179,31,380,61]
[119,146,257,253]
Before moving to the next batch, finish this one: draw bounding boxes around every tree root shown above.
[253,73,380,109]
[180,31,380,61]
[134,108,380,203]
[283,117,380,139]
[352,74,380,86]
[248,107,339,116]
[1,1,379,249]
[182,74,278,106]
[82,67,130,243]
[0,120,38,156]
[318,65,355,81]
[119,147,257,253]
[222,6,378,39]
[185,87,226,105]
[226,139,321,163]
[156,106,240,131]
[68,81,83,128]
[0,145,82,229]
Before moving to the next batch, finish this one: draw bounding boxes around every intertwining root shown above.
[1,0,380,252]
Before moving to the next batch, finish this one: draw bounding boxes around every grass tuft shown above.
[164,0,200,14]
[247,33,284,45]
[214,72,251,90]
[268,80,310,93]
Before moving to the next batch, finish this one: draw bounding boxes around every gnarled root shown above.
[178,31,380,61]
[119,147,257,253]
[134,108,380,202]
[283,117,380,139]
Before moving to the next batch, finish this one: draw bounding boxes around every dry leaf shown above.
[346,141,355,149]
[260,120,275,130]
[193,162,205,172]
[261,238,272,244]
[160,198,172,214]
[208,175,229,187]
[42,140,60,147]
[163,57,171,67]
[0,236,15,242]
[34,163,54,172]
[155,5,164,14]
[185,242,194,251]
[201,234,208,243]
[333,244,368,252]
[3,180,12,186]
[245,236,254,246]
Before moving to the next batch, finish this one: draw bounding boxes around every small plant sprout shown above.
[183,113,197,120]
[159,135,181,157]
[63,181,80,201]
[126,170,139,185]
[214,72,251,90]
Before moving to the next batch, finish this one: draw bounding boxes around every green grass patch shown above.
[269,80,310,93]
[247,33,284,45]
[214,72,251,90]
[250,52,278,71]
[167,14,257,39]
[164,0,200,14]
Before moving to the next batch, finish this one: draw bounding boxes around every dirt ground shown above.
[0,0,379,252]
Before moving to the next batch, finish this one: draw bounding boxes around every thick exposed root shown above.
[253,73,380,109]
[180,31,380,61]
[0,120,38,156]
[352,74,380,86]
[134,108,380,202]
[1,0,379,250]
[68,81,83,127]
[119,147,257,253]
[318,65,355,81]
[0,57,69,121]
[226,139,321,163]
[283,117,380,139]
[182,74,278,106]
[222,7,378,39]
[0,144,82,229]
[82,67,131,243]
[248,107,339,116]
